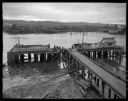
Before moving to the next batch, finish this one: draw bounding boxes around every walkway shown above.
[68,50,126,98]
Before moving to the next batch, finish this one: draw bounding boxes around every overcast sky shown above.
[2,3,126,24]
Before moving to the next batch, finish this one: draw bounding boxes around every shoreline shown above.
[3,31,126,35]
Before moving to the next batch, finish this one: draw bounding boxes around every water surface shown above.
[3,32,126,67]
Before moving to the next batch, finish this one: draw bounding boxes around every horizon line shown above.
[3,19,126,25]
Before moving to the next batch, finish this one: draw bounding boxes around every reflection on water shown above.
[3,32,126,66]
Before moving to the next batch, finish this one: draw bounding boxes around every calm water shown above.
[3,32,126,67]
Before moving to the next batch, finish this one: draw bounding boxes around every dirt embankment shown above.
[3,72,84,99]
[3,65,101,99]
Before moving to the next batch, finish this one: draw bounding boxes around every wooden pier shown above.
[7,44,61,65]
[6,37,125,99]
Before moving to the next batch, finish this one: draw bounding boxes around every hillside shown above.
[3,20,126,34]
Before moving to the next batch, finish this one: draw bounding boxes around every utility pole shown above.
[45,52,47,70]
[85,31,88,43]
[82,32,84,44]
[18,34,20,47]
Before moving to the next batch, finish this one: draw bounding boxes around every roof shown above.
[81,43,121,50]
[100,37,116,43]
[68,50,126,98]
[9,44,53,53]
[74,37,121,50]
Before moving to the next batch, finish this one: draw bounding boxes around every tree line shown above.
[3,20,126,35]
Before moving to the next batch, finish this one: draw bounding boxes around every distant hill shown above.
[3,20,126,35]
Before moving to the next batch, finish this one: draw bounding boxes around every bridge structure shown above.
[62,48,126,99]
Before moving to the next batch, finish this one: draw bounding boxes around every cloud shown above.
[2,3,126,24]
[4,15,45,21]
